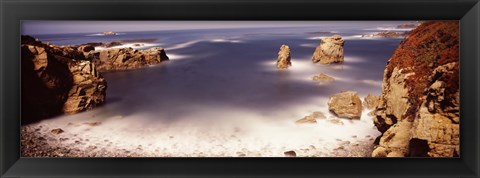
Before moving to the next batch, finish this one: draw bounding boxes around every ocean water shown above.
[27,21,412,157]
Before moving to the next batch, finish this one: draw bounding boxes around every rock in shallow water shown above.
[276,45,291,69]
[295,111,326,124]
[50,128,64,135]
[284,150,296,157]
[312,35,345,64]
[312,73,334,82]
[328,91,363,119]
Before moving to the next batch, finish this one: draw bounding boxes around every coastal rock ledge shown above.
[88,47,169,71]
[312,35,345,64]
[21,35,107,124]
[372,21,459,157]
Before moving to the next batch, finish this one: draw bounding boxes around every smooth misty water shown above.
[27,22,411,156]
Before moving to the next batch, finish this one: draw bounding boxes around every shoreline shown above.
[21,124,377,157]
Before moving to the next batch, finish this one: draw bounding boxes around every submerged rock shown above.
[312,73,334,82]
[328,91,362,119]
[327,117,345,125]
[295,111,326,124]
[276,45,292,69]
[312,35,345,64]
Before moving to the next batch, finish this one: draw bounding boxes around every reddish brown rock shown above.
[372,21,459,157]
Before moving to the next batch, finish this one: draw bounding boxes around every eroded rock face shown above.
[363,94,380,110]
[373,67,413,133]
[361,31,409,38]
[328,91,362,119]
[88,47,169,71]
[312,35,345,64]
[21,35,107,124]
[63,61,107,113]
[276,45,291,69]
[372,21,459,157]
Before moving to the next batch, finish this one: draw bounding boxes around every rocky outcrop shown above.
[328,91,362,119]
[63,60,107,113]
[372,21,459,157]
[312,73,334,82]
[21,36,107,124]
[363,94,380,109]
[87,47,169,71]
[312,35,345,64]
[276,45,291,69]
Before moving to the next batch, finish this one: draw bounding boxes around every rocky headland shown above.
[371,21,459,157]
[21,35,169,124]
[21,36,107,124]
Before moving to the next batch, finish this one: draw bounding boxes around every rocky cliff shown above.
[21,36,107,124]
[21,36,171,124]
[372,21,459,157]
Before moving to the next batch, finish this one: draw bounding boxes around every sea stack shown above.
[276,45,292,69]
[312,35,345,64]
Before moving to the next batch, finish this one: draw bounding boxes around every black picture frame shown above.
[1,0,479,177]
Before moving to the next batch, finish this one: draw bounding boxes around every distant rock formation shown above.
[312,35,345,64]
[102,31,117,36]
[276,45,291,69]
[327,91,362,119]
[312,73,334,82]
[87,47,169,71]
[361,31,409,38]
[372,21,459,157]
[396,22,419,29]
[21,35,107,124]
